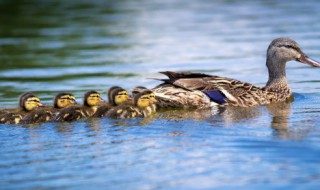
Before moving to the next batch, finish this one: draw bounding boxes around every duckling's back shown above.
[20,109,53,124]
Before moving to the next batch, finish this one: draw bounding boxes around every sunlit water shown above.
[1,0,320,189]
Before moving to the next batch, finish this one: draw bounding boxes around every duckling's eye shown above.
[140,96,150,100]
[28,99,40,103]
[118,92,128,96]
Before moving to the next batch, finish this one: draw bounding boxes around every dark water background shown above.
[1,0,320,189]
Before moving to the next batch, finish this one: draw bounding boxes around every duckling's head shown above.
[54,92,77,108]
[107,86,121,103]
[267,38,320,67]
[108,87,129,106]
[134,90,156,109]
[132,86,147,97]
[148,92,157,104]
[20,93,42,111]
[84,91,104,107]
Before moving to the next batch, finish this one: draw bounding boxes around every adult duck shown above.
[153,38,320,108]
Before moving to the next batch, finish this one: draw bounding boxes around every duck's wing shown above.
[20,110,53,124]
[105,104,142,119]
[0,113,24,124]
[92,104,111,118]
[155,71,270,107]
[54,106,84,122]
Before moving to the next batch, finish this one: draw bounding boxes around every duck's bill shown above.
[297,55,320,67]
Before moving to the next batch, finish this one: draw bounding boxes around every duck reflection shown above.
[156,96,296,139]
[157,107,220,121]
[266,96,294,139]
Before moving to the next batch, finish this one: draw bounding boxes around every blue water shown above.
[1,0,320,189]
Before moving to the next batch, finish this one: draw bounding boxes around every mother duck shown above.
[153,38,320,108]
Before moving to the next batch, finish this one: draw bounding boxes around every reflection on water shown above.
[1,0,320,189]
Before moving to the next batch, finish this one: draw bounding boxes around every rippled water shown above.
[1,0,320,189]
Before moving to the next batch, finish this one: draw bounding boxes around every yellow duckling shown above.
[0,92,34,115]
[0,93,46,124]
[132,86,157,113]
[105,90,157,119]
[33,92,77,122]
[54,90,104,122]
[92,86,130,117]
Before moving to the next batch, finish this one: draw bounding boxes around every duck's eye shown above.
[28,99,40,103]
[118,92,128,96]
[140,96,149,100]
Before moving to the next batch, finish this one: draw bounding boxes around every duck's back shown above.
[0,112,24,124]
[21,109,53,124]
[54,105,84,122]
[105,103,142,119]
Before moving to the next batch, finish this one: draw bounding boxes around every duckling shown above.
[0,93,45,124]
[132,86,148,97]
[0,92,34,115]
[54,90,104,122]
[92,86,130,117]
[105,90,157,119]
[45,92,77,113]
[132,86,157,113]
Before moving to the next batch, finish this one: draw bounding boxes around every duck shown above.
[21,92,78,124]
[0,93,46,124]
[54,90,104,122]
[131,86,157,113]
[37,92,77,117]
[0,92,35,115]
[105,90,157,119]
[152,38,320,108]
[91,86,130,117]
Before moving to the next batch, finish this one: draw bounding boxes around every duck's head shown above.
[84,91,104,107]
[132,86,147,97]
[108,87,129,106]
[54,92,77,108]
[19,93,43,111]
[267,38,320,67]
[134,90,157,109]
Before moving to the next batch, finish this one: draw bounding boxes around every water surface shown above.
[1,0,320,189]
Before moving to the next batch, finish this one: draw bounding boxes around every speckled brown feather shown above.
[20,109,53,124]
[154,71,291,108]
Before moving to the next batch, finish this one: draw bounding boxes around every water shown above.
[1,0,320,189]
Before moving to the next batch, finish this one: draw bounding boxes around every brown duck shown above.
[153,38,320,108]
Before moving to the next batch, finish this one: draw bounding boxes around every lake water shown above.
[1,0,320,189]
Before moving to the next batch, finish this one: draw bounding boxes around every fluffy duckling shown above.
[47,92,77,113]
[132,86,157,113]
[132,86,148,97]
[92,86,130,117]
[0,93,45,124]
[54,90,104,122]
[105,90,157,119]
[32,92,77,122]
[0,92,34,115]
